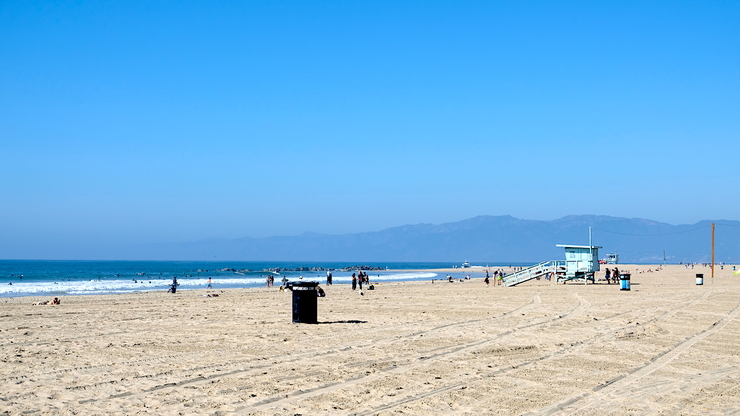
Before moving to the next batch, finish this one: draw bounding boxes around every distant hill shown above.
[121,215,740,263]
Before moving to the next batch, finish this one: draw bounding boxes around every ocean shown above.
[0,260,521,298]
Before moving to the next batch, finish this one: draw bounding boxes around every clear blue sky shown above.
[1,1,739,258]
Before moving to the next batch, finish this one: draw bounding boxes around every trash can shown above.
[286,281,318,324]
[696,274,704,285]
[620,273,631,291]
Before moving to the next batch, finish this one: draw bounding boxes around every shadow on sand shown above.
[318,320,368,324]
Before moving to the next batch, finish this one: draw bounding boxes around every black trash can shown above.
[286,281,318,324]
[620,273,631,291]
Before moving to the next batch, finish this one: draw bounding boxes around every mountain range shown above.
[120,215,740,263]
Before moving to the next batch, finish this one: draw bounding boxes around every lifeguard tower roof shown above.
[556,245,602,249]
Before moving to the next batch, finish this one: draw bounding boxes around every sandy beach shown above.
[2,264,739,415]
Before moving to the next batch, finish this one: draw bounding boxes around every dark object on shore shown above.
[263,265,384,273]
[286,281,319,324]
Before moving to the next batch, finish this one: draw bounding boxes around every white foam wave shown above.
[0,272,440,296]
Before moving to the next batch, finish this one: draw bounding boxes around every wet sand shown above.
[1,264,739,415]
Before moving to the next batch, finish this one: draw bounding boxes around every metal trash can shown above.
[620,273,631,291]
[696,274,704,285]
[286,281,318,324]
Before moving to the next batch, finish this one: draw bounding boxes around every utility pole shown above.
[712,223,715,281]
[589,227,593,248]
[589,226,593,264]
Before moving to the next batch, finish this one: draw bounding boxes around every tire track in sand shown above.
[50,293,543,404]
[238,293,585,413]
[348,290,710,416]
[531,290,738,416]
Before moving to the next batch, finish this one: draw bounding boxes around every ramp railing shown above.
[503,260,565,287]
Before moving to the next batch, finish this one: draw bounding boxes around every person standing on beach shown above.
[206,277,212,289]
[168,276,179,293]
[358,271,364,291]
[327,271,332,286]
[351,273,357,290]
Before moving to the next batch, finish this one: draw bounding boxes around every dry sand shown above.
[1,264,739,415]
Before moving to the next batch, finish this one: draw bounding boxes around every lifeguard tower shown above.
[555,244,601,283]
[502,228,601,286]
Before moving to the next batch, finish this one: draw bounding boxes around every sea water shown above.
[0,260,518,297]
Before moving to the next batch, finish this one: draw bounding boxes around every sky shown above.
[1,1,739,258]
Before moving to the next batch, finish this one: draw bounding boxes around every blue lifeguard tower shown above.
[502,228,601,286]
[555,244,601,283]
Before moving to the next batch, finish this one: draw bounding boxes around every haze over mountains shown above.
[121,215,740,264]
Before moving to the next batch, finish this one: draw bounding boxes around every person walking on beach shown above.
[484,276,490,286]
[604,268,611,284]
[351,273,357,290]
[206,277,212,289]
[358,271,364,291]
[327,271,333,286]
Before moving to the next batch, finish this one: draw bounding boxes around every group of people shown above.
[484,269,506,286]
[265,274,275,287]
[351,271,370,291]
[603,267,621,284]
